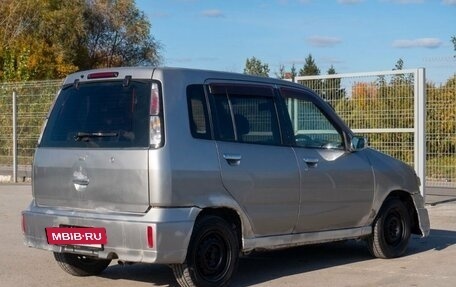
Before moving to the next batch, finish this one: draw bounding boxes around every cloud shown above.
[442,0,456,5]
[201,9,225,18]
[307,36,342,47]
[337,0,363,4]
[392,38,442,48]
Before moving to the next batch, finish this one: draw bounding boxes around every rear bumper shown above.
[22,202,200,264]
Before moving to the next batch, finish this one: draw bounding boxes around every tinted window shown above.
[209,84,281,145]
[187,85,211,139]
[281,87,344,149]
[40,80,151,148]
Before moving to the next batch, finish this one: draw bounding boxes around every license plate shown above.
[46,227,107,247]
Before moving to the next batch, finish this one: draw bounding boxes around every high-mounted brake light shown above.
[87,72,119,79]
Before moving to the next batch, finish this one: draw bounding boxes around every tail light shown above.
[147,226,154,248]
[21,213,26,234]
[150,83,162,148]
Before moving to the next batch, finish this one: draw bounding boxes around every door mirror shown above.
[350,136,368,151]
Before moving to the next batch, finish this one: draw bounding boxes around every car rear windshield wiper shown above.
[74,132,118,142]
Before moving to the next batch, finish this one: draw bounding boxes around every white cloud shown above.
[442,0,456,5]
[307,36,342,47]
[201,9,225,18]
[392,38,443,48]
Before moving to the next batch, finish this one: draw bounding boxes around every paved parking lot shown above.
[2,184,456,287]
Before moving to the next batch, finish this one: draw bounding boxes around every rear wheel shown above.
[53,252,111,276]
[171,216,239,287]
[367,198,411,258]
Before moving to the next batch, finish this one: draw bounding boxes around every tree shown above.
[290,63,297,82]
[77,0,161,69]
[299,54,320,76]
[275,63,297,81]
[275,64,285,79]
[0,0,161,81]
[298,54,321,91]
[322,65,345,101]
[243,57,270,77]
[393,58,404,70]
[452,36,456,58]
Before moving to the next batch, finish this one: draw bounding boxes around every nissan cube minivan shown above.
[22,67,430,287]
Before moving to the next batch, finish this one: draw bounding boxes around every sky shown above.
[136,0,456,83]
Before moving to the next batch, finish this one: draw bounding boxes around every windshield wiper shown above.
[74,132,118,142]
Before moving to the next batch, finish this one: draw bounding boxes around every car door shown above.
[207,83,300,236]
[280,87,375,232]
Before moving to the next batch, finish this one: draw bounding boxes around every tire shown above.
[171,216,239,287]
[367,198,411,259]
[53,252,111,276]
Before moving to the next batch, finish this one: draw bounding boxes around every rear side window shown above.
[209,84,281,145]
[187,85,211,139]
[40,80,151,148]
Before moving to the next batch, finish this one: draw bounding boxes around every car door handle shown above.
[72,179,89,185]
[223,154,242,166]
[303,158,319,167]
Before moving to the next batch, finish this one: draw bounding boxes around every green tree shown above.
[322,65,345,102]
[243,57,270,77]
[299,54,320,76]
[290,63,297,82]
[393,58,404,70]
[298,54,321,91]
[452,36,456,58]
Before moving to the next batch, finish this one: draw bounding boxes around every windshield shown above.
[40,80,151,148]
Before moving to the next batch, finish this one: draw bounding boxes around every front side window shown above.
[281,87,344,149]
[209,84,281,145]
[40,80,151,148]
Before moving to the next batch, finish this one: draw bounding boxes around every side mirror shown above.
[350,136,368,151]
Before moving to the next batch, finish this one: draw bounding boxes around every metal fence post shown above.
[415,68,426,198]
[12,89,18,183]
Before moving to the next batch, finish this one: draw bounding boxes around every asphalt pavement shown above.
[1,184,456,287]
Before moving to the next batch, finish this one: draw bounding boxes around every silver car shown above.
[22,67,430,287]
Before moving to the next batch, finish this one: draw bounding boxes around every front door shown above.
[280,87,375,232]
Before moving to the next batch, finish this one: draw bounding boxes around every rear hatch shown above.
[33,75,153,213]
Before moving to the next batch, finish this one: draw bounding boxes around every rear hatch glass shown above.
[41,80,151,148]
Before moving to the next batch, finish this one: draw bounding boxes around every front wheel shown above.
[367,198,411,258]
[171,216,239,287]
[53,252,111,276]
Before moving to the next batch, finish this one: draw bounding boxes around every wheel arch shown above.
[194,207,243,251]
[380,190,422,236]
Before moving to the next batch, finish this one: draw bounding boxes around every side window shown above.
[209,84,281,145]
[187,85,211,139]
[281,87,344,149]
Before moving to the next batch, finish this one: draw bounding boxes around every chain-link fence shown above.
[297,70,455,190]
[0,80,61,181]
[0,72,455,189]
[426,79,456,188]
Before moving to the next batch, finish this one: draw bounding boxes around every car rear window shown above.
[40,80,151,148]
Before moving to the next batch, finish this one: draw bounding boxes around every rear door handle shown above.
[223,154,242,166]
[303,158,319,167]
